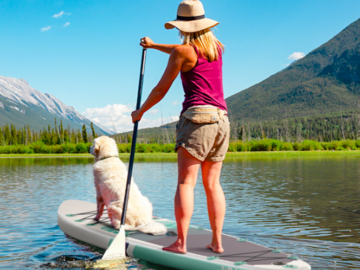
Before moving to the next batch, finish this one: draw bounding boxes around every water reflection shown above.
[0,155,359,269]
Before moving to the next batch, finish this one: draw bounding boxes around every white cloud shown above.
[53,11,71,18]
[64,22,70,27]
[172,101,178,105]
[288,52,305,61]
[170,116,179,122]
[83,103,178,133]
[41,26,51,32]
[149,109,158,115]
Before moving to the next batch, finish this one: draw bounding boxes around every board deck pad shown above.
[58,200,311,270]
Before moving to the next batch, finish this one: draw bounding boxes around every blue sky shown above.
[1,0,360,132]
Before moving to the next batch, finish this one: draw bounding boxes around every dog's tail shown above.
[132,221,167,236]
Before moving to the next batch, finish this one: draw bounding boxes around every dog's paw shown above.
[94,217,100,221]
[111,220,120,230]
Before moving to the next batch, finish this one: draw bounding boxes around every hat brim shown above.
[164,18,219,32]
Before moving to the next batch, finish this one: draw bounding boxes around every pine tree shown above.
[60,119,64,144]
[247,123,251,141]
[259,122,266,139]
[10,124,17,145]
[64,129,69,143]
[90,122,97,140]
[232,122,238,141]
[22,127,26,145]
[51,128,56,145]
[0,127,3,146]
[4,124,10,145]
[82,125,88,143]
[71,129,76,144]
[27,125,31,144]
[242,118,246,143]
[77,129,82,143]
[54,118,60,144]
[340,113,346,140]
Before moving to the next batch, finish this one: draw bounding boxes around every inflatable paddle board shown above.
[58,200,311,270]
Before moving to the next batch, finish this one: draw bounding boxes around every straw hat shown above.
[165,0,219,33]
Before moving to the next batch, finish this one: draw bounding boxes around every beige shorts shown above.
[175,115,230,162]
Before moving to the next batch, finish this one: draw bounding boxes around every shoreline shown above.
[1,150,360,159]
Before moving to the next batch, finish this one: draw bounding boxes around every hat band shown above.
[177,14,205,21]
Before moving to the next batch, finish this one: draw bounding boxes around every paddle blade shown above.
[102,225,126,260]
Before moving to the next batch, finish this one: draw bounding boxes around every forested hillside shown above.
[226,18,360,122]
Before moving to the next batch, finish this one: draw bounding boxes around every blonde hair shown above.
[180,28,224,62]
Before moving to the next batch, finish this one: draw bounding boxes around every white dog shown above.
[90,136,167,235]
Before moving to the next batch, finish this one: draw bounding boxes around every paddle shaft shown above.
[120,48,147,226]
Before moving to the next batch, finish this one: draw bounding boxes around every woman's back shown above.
[180,44,227,115]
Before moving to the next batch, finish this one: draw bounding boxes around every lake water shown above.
[1,154,360,269]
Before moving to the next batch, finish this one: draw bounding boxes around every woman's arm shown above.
[140,37,180,54]
[131,46,187,122]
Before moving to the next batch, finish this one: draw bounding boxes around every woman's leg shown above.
[201,160,226,253]
[163,147,201,253]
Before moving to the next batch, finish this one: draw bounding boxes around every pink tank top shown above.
[180,44,227,115]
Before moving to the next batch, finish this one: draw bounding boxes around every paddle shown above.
[102,47,147,260]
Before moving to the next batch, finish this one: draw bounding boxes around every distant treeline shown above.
[116,112,360,145]
[229,112,360,142]
[0,118,99,146]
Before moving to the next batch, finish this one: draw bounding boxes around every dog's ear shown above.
[94,140,100,155]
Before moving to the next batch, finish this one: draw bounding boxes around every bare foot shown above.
[163,240,187,254]
[206,243,224,253]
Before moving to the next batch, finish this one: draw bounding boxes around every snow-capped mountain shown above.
[0,76,88,124]
[0,75,110,134]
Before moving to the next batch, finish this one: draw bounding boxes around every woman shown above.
[131,0,229,254]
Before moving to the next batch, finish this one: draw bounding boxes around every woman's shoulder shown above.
[171,44,196,58]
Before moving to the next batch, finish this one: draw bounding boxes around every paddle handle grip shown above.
[120,48,147,226]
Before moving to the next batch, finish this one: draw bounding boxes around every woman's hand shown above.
[131,109,143,123]
[140,37,155,49]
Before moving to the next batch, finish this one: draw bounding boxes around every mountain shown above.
[226,18,360,122]
[0,75,110,134]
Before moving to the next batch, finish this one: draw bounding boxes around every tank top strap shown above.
[189,43,200,57]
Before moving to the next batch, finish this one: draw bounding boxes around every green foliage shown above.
[281,142,293,151]
[356,140,360,148]
[227,139,360,152]
[250,140,273,151]
[341,140,357,150]
[117,143,131,153]
[0,142,93,154]
[298,140,323,151]
[116,143,175,153]
[228,142,236,152]
[75,143,89,153]
[32,141,51,153]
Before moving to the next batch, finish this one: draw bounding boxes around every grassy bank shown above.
[0,139,360,155]
[1,151,359,161]
[0,153,93,158]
